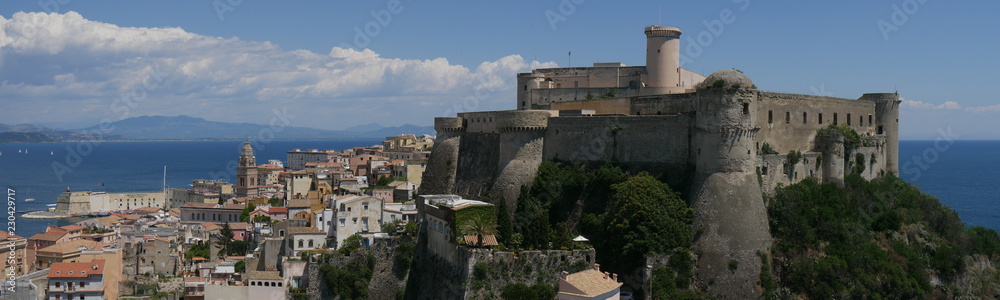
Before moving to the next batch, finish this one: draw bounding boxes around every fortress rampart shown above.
[420,25,900,299]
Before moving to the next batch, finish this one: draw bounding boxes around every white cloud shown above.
[901,98,962,110]
[0,12,556,129]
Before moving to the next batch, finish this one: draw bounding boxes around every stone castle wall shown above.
[757,91,878,154]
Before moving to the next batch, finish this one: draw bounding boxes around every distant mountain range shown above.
[0,115,434,142]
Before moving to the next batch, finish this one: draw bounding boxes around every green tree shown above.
[462,213,497,247]
[234,260,246,273]
[496,197,514,246]
[239,204,253,222]
[339,234,364,255]
[216,222,234,258]
[600,174,693,271]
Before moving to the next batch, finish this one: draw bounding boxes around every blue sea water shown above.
[0,139,380,238]
[0,139,998,239]
[898,140,1000,232]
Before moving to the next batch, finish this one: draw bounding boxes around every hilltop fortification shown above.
[421,25,900,298]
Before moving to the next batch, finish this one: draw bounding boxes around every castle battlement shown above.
[421,25,900,299]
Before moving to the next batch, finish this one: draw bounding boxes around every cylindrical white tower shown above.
[643,25,683,95]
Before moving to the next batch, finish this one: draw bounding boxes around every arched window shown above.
[298,240,303,248]
[308,240,314,248]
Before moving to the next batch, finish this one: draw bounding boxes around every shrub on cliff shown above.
[768,173,1000,298]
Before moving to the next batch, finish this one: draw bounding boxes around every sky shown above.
[0,0,998,139]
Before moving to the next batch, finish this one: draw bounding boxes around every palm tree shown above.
[462,214,497,247]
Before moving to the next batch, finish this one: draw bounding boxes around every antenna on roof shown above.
[568,51,572,67]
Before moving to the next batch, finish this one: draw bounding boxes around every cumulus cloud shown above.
[0,12,556,129]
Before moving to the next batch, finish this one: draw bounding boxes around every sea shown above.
[0,139,997,239]
[0,139,381,239]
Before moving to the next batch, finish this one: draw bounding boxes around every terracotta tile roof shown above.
[38,239,102,254]
[0,231,23,240]
[462,235,499,247]
[268,207,288,214]
[228,222,251,230]
[133,207,162,213]
[48,260,105,278]
[287,227,324,235]
[560,269,622,297]
[29,232,65,242]
[287,199,311,208]
[182,203,218,209]
[200,223,222,230]
[59,225,87,232]
[246,270,282,280]
[81,216,122,228]
[112,213,144,220]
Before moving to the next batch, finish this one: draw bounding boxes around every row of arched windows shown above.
[249,281,282,287]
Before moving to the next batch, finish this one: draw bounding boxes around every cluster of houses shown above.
[0,135,429,300]
[0,133,624,300]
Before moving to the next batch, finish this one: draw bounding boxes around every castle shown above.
[421,25,900,297]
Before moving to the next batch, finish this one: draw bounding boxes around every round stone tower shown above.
[420,117,465,195]
[860,93,901,175]
[642,25,684,95]
[689,70,770,299]
[493,110,550,205]
[693,70,759,173]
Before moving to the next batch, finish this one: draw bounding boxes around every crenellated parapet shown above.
[434,117,465,133]
[496,110,552,133]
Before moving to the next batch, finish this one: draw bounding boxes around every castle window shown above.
[523,84,527,91]
[833,113,838,125]
[785,112,790,124]
[860,115,864,126]
[742,103,749,115]
[574,81,579,88]
[803,112,807,124]
[869,115,873,125]
[819,113,823,124]
[847,114,852,125]
[768,110,773,124]
[878,126,884,134]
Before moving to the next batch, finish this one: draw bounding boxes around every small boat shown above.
[50,151,54,155]
[18,149,21,153]
[25,187,34,202]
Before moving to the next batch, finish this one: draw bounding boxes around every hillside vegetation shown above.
[767,174,1000,299]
